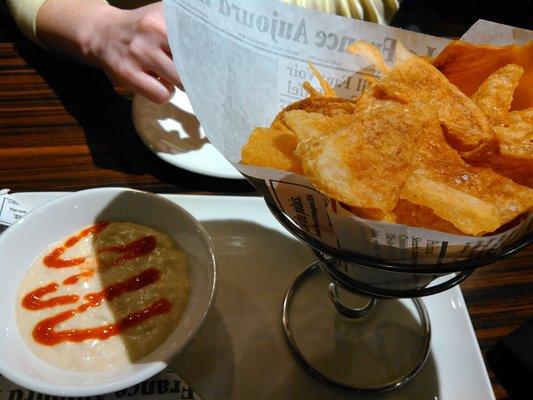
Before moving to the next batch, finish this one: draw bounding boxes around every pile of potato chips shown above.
[241,40,533,237]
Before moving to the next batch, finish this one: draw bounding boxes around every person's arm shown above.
[7,0,180,103]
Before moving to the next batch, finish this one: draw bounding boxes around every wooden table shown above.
[0,11,531,400]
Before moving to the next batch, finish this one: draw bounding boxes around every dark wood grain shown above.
[0,39,254,194]
[0,15,531,400]
[461,246,533,400]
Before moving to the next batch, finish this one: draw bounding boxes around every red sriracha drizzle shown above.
[22,222,171,346]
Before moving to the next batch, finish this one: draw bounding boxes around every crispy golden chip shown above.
[471,64,523,126]
[469,153,533,188]
[346,40,389,76]
[241,41,532,236]
[400,119,533,235]
[284,96,358,115]
[492,108,533,162]
[302,81,322,98]
[433,40,533,110]
[272,96,358,127]
[494,125,533,161]
[347,206,388,221]
[353,88,385,110]
[295,100,426,217]
[393,42,416,64]
[347,41,389,74]
[505,108,533,125]
[389,200,463,235]
[376,44,492,153]
[241,127,302,173]
[283,110,355,142]
[308,62,336,97]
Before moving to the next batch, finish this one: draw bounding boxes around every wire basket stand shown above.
[265,198,532,393]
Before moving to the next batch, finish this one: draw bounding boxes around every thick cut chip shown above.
[376,46,492,152]
[241,126,302,173]
[272,96,358,132]
[295,100,426,217]
[469,154,533,188]
[347,205,388,221]
[302,81,322,98]
[242,96,358,173]
[274,96,358,124]
[400,119,533,235]
[433,40,533,110]
[390,200,463,235]
[505,108,533,126]
[308,62,336,97]
[471,64,523,126]
[283,110,355,142]
[241,41,533,236]
[353,87,389,111]
[346,40,389,76]
[494,124,533,161]
[492,108,533,162]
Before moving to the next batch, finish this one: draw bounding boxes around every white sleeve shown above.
[6,0,48,44]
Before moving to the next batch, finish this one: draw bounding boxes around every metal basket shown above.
[265,198,532,393]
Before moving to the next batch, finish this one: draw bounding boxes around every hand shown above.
[80,3,181,103]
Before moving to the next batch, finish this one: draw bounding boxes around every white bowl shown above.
[0,188,217,396]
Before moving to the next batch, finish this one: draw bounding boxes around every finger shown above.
[146,49,181,88]
[155,75,176,97]
[110,68,172,104]
[129,37,181,90]
[156,76,183,94]
[161,37,172,55]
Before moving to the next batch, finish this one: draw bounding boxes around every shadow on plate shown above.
[172,220,439,399]
[15,44,253,193]
[133,95,209,155]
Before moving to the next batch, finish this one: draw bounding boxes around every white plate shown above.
[132,91,243,180]
[10,193,495,400]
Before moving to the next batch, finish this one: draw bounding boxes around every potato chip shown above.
[469,154,533,188]
[272,96,358,127]
[471,64,523,126]
[389,200,463,235]
[505,108,533,125]
[347,205,388,221]
[241,40,532,237]
[283,110,355,142]
[302,81,322,98]
[458,135,500,162]
[376,45,492,153]
[400,118,533,235]
[490,108,533,163]
[295,100,426,217]
[308,62,336,97]
[494,124,533,161]
[241,126,302,173]
[432,40,533,110]
[346,40,389,75]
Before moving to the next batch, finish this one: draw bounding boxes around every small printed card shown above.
[0,190,26,234]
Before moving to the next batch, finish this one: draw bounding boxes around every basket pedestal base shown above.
[282,263,431,393]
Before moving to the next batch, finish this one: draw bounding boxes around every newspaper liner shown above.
[164,0,532,265]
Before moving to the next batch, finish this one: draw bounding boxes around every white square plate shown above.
[12,192,495,400]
